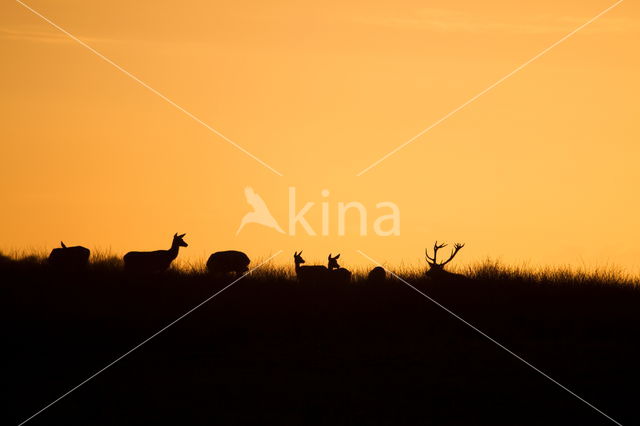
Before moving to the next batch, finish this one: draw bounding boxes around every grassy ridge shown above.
[3,252,640,425]
[2,250,638,285]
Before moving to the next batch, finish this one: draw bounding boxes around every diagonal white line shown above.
[15,0,284,177]
[17,251,283,426]
[356,0,624,177]
[356,249,624,426]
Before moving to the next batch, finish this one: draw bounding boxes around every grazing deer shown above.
[425,241,465,279]
[207,250,250,276]
[328,253,351,283]
[48,241,90,269]
[367,266,386,283]
[123,233,188,273]
[294,251,329,283]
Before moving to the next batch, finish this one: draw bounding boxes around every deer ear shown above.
[179,233,186,238]
[61,241,66,249]
[335,254,340,259]
[174,233,178,238]
[328,254,332,260]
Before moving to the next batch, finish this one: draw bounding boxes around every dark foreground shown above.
[3,258,640,425]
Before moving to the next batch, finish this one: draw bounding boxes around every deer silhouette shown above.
[425,241,465,279]
[367,266,386,283]
[294,251,329,283]
[327,253,351,283]
[48,241,90,270]
[123,233,188,273]
[207,250,250,276]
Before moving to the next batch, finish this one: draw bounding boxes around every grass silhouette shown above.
[4,252,639,425]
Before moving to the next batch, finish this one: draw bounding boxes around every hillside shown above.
[4,255,639,425]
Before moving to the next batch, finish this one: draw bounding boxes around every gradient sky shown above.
[1,0,639,272]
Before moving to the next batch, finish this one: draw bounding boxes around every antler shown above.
[440,243,465,266]
[425,241,447,264]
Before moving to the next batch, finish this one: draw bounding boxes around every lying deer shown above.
[48,241,90,270]
[425,241,465,279]
[207,250,250,276]
[367,266,386,283]
[124,233,188,273]
[294,251,328,283]
[327,253,351,283]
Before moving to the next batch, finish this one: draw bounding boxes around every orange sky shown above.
[1,0,639,273]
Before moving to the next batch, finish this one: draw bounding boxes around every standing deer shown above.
[294,251,329,283]
[425,241,465,279]
[327,253,351,283]
[48,241,90,269]
[124,233,188,273]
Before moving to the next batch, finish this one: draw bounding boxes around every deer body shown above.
[48,241,90,269]
[367,266,386,283]
[207,250,250,275]
[328,253,351,283]
[294,251,329,283]
[124,233,187,273]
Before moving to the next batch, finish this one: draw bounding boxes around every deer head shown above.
[294,251,306,266]
[328,253,341,270]
[173,233,188,247]
[425,241,464,273]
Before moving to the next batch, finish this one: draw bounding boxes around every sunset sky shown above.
[1,0,639,272]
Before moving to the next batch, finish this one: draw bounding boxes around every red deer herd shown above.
[48,234,466,281]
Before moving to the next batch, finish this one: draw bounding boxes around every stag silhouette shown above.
[425,241,465,279]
